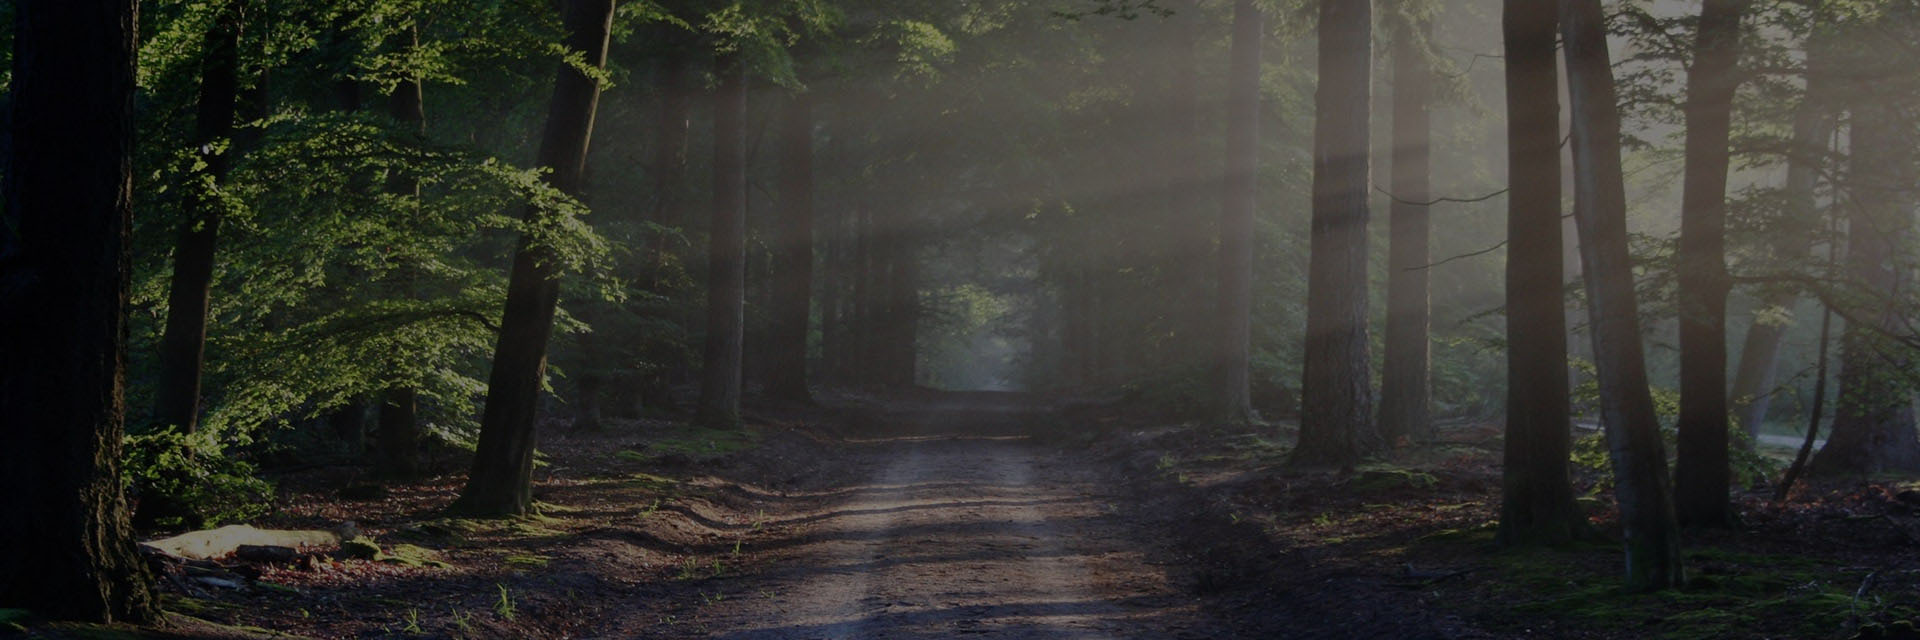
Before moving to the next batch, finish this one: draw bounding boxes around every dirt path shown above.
[660,435,1223,639]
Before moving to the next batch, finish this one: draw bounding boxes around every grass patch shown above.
[618,426,763,464]
[1483,546,1912,639]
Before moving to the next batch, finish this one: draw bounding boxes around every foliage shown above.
[122,428,276,529]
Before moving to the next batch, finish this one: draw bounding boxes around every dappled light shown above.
[4,0,1920,637]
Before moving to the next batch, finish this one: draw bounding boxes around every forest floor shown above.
[11,391,1920,639]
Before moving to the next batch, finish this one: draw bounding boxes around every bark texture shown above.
[697,54,749,426]
[0,0,160,621]
[1215,0,1261,424]
[1296,0,1377,466]
[1496,0,1584,548]
[1673,0,1747,529]
[450,0,615,517]
[153,0,243,435]
[1380,13,1434,445]
[1561,0,1685,590]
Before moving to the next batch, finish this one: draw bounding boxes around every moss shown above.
[625,473,680,493]
[617,426,763,464]
[334,536,382,560]
[1479,545,1911,639]
[378,544,452,569]
[505,554,551,568]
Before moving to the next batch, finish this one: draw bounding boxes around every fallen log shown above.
[142,523,357,561]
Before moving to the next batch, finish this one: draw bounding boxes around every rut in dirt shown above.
[679,403,1226,640]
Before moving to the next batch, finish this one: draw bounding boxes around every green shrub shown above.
[124,428,275,529]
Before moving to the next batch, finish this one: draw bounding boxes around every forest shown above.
[2,0,1919,637]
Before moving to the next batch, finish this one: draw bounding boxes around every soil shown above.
[17,391,1920,639]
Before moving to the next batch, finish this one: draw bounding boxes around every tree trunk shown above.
[820,200,847,384]
[378,26,427,479]
[1729,37,1835,443]
[0,0,159,622]
[1672,0,1747,529]
[1496,0,1585,548]
[1807,96,1920,476]
[1296,0,1377,466]
[850,206,875,386]
[697,53,748,426]
[1215,0,1261,423]
[1380,13,1434,445]
[1560,0,1685,590]
[883,236,920,387]
[153,0,243,435]
[766,88,816,403]
[449,0,614,517]
[1165,0,1210,379]
[330,399,369,451]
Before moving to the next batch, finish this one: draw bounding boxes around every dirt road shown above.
[668,435,1224,639]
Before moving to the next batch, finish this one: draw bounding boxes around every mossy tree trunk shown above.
[0,0,159,622]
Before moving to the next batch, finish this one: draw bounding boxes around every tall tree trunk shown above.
[1561,0,1684,590]
[850,206,875,386]
[379,28,427,480]
[1807,96,1920,476]
[1380,13,1434,445]
[1673,0,1747,529]
[820,201,846,384]
[449,0,614,517]
[1166,0,1210,380]
[697,53,748,426]
[153,0,243,435]
[1296,0,1377,466]
[766,88,815,403]
[0,0,159,622]
[884,237,920,387]
[1215,0,1261,423]
[1729,36,1835,443]
[1496,0,1584,547]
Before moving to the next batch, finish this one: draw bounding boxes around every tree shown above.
[698,52,748,427]
[449,0,616,517]
[765,86,816,404]
[1672,0,1748,529]
[1496,0,1584,547]
[1728,33,1836,444]
[1807,86,1920,476]
[1214,0,1260,424]
[153,0,244,435]
[378,24,428,480]
[0,0,160,622]
[1560,0,1684,590]
[1379,9,1433,445]
[1295,0,1377,466]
